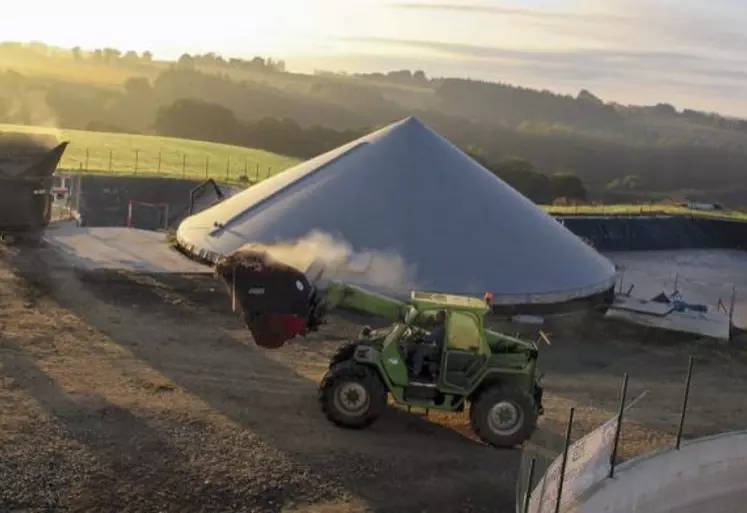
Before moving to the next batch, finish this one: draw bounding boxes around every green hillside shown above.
[0,124,300,183]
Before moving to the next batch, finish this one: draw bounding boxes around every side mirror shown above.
[402,305,418,325]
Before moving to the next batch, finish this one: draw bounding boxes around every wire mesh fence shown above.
[515,358,702,513]
[58,146,282,187]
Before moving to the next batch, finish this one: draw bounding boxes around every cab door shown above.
[438,311,488,391]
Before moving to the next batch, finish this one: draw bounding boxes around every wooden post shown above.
[134,149,139,174]
[231,266,237,312]
[108,149,113,172]
[182,154,187,177]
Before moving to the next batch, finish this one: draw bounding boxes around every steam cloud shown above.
[237,230,419,293]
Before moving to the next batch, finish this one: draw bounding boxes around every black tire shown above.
[470,386,537,448]
[328,341,361,369]
[318,360,388,429]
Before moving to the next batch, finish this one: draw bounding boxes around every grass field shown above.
[544,203,747,221]
[0,124,301,183]
[3,123,746,222]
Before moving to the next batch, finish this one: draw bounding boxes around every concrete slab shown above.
[43,224,211,274]
[605,296,731,341]
[606,249,747,328]
[574,431,747,513]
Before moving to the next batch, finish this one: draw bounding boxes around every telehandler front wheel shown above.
[318,361,388,430]
[470,386,537,448]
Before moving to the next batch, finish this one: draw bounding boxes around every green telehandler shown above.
[213,246,545,448]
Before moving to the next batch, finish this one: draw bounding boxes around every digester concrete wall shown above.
[557,215,747,252]
[57,174,239,230]
[575,431,747,513]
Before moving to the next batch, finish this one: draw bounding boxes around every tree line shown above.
[1,41,747,205]
[153,97,588,202]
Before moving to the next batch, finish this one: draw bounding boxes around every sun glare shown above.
[1,0,364,58]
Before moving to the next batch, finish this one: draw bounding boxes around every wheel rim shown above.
[333,381,370,417]
[487,400,524,436]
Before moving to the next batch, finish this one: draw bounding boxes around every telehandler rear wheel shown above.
[469,386,537,448]
[318,360,388,429]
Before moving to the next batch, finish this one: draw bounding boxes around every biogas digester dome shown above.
[176,117,616,307]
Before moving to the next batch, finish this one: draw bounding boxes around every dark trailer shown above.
[0,132,68,243]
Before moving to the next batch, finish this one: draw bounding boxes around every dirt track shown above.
[1,243,747,512]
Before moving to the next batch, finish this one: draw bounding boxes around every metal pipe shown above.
[609,373,629,478]
[522,457,537,513]
[554,407,575,513]
[675,356,694,449]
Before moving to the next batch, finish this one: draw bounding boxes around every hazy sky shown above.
[6,0,747,116]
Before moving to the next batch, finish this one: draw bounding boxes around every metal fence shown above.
[59,147,282,186]
[515,357,698,513]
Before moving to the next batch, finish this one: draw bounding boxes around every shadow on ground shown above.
[2,245,525,513]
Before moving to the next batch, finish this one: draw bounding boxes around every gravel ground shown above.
[1,242,746,512]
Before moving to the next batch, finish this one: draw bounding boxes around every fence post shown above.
[554,407,575,513]
[134,149,139,174]
[675,356,694,449]
[182,154,186,177]
[108,149,113,172]
[268,166,272,177]
[522,457,537,513]
[157,150,162,174]
[243,159,248,179]
[226,156,231,180]
[255,163,259,181]
[205,155,210,179]
[609,373,629,478]
[85,148,90,171]
[126,200,133,228]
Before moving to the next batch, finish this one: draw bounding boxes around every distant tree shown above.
[141,50,153,62]
[72,46,83,61]
[122,50,140,63]
[154,98,241,143]
[413,70,427,82]
[91,49,103,62]
[102,48,121,64]
[550,172,587,201]
[577,89,603,106]
[274,59,286,72]
[124,76,151,96]
[499,156,534,174]
[177,53,196,70]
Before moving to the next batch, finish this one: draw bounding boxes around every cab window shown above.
[447,311,481,351]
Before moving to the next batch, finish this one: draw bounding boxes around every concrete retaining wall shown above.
[574,431,747,513]
[558,215,747,252]
[56,174,239,230]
